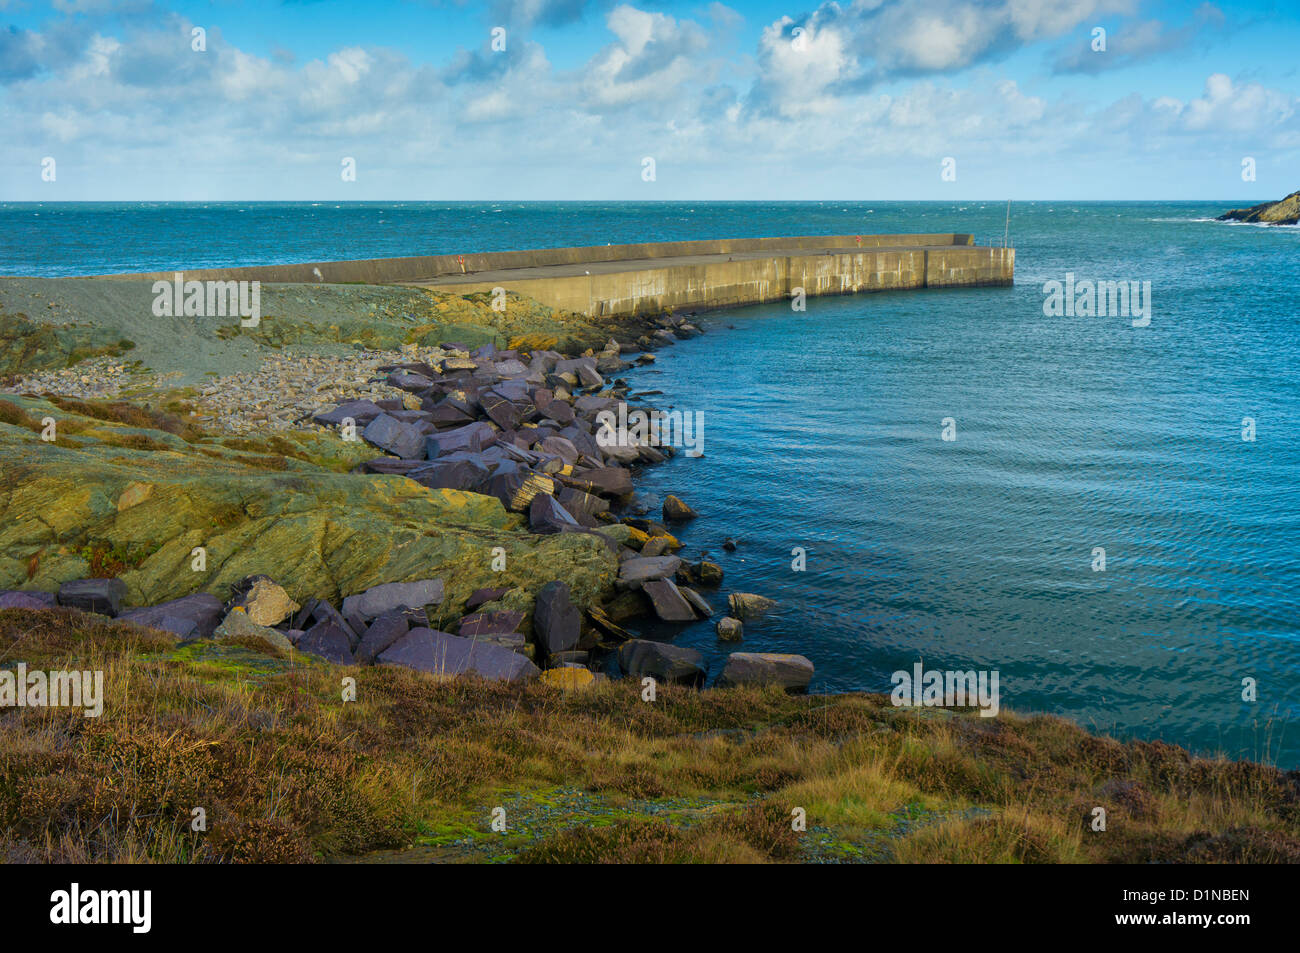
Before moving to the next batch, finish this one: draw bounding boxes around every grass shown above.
[0,607,1296,864]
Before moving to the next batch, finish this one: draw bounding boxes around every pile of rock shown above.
[0,316,817,694]
[310,339,672,536]
[1,356,144,399]
[192,344,454,434]
[2,569,812,692]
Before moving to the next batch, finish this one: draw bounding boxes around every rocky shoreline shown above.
[5,281,1299,867]
[1217,189,1300,225]
[1,296,809,694]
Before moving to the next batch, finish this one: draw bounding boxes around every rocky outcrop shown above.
[1218,191,1300,225]
[0,285,821,693]
[0,394,616,615]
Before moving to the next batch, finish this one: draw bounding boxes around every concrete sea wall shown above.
[442,245,1015,317]
[92,233,1014,319]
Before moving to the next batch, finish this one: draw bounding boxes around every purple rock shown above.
[296,620,354,665]
[0,590,56,610]
[425,421,498,458]
[533,581,580,657]
[466,587,510,611]
[57,578,127,617]
[376,628,539,682]
[313,400,384,427]
[529,493,581,534]
[642,579,697,623]
[715,653,814,693]
[408,457,493,491]
[356,611,409,665]
[341,579,445,622]
[618,639,707,687]
[362,414,427,460]
[118,592,224,639]
[617,555,683,589]
[458,610,525,637]
[359,458,426,475]
[570,466,633,498]
[292,598,360,648]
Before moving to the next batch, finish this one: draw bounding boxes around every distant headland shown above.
[1217,190,1300,225]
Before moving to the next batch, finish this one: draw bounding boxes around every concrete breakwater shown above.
[94,233,1014,319]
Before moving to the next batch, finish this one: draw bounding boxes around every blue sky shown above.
[1,0,1297,199]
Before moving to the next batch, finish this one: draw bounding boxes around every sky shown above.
[0,0,1297,200]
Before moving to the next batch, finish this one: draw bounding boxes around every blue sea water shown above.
[3,201,1297,766]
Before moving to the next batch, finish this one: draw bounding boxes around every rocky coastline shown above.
[3,279,1297,865]
[0,287,807,694]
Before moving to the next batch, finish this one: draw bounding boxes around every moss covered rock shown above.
[0,395,618,613]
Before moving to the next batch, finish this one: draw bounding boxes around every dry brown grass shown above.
[0,608,1296,864]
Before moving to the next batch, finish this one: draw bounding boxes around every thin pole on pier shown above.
[1003,199,1011,248]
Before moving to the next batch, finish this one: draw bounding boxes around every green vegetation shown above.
[0,312,134,379]
[1,608,1295,864]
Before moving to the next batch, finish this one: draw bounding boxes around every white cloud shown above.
[0,2,1296,199]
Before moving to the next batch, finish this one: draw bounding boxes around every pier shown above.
[98,233,1014,318]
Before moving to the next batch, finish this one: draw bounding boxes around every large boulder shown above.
[568,467,633,498]
[617,556,682,589]
[295,620,355,665]
[362,413,427,460]
[662,495,698,522]
[458,610,525,637]
[213,610,294,656]
[533,581,580,658]
[119,592,224,639]
[529,493,582,534]
[678,586,712,618]
[617,639,707,687]
[487,469,555,513]
[57,578,127,617]
[0,590,56,610]
[376,628,539,682]
[642,579,697,623]
[342,579,444,623]
[715,653,814,693]
[228,575,300,627]
[716,616,743,641]
[355,611,409,665]
[425,421,497,457]
[312,400,384,428]
[407,458,492,492]
[465,587,510,611]
[728,592,775,620]
[292,598,360,648]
